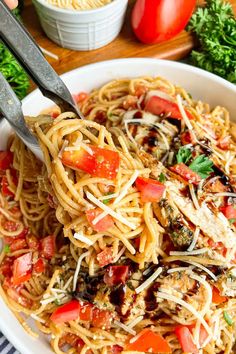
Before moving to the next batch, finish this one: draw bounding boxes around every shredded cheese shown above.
[30,314,45,323]
[167,267,191,274]
[113,246,126,263]
[211,192,236,198]
[63,276,73,291]
[127,315,144,329]
[58,139,68,158]
[182,260,217,281]
[189,184,200,210]
[188,272,212,316]
[86,192,136,230]
[74,232,94,246]
[169,248,208,256]
[157,290,212,336]
[114,170,139,205]
[114,320,136,335]
[135,267,162,294]
[98,193,119,201]
[73,251,90,291]
[187,227,200,252]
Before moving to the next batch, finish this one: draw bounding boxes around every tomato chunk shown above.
[104,265,129,286]
[212,286,227,304]
[73,92,88,104]
[170,163,201,185]
[175,326,198,354]
[86,208,114,232]
[40,235,55,259]
[33,258,45,274]
[181,131,196,145]
[26,234,39,250]
[108,345,123,354]
[51,300,81,324]
[145,96,193,120]
[0,257,14,277]
[0,151,13,170]
[126,329,171,353]
[217,136,230,150]
[97,247,113,267]
[220,205,236,226]
[91,308,112,329]
[61,145,120,180]
[79,301,93,321]
[12,253,32,286]
[135,177,165,202]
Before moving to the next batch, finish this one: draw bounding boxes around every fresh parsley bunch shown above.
[187,0,236,83]
[0,8,29,99]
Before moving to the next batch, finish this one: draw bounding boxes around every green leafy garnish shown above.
[159,173,166,183]
[187,0,236,83]
[4,244,10,254]
[229,218,236,224]
[54,299,61,305]
[224,311,233,326]
[189,154,214,179]
[176,147,192,164]
[103,192,113,205]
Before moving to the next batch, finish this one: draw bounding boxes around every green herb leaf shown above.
[229,218,236,224]
[176,147,192,164]
[4,244,10,254]
[224,311,233,326]
[189,154,214,179]
[54,299,61,306]
[159,173,166,183]
[187,0,236,84]
[103,192,113,205]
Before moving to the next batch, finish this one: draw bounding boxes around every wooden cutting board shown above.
[22,0,236,76]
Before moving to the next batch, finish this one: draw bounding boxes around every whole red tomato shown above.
[131,0,196,44]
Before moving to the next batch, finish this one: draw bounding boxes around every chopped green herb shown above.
[4,244,10,254]
[176,147,192,164]
[159,173,166,183]
[103,192,113,204]
[224,311,233,326]
[229,218,236,224]
[189,154,214,179]
[187,0,236,84]
[54,299,61,306]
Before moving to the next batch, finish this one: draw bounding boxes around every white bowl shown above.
[1,58,236,354]
[32,0,128,51]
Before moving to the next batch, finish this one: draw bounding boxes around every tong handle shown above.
[0,0,78,113]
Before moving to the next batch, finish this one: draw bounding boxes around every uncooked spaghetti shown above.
[1,75,236,354]
[46,0,112,11]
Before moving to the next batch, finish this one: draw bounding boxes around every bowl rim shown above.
[1,58,236,354]
[33,0,127,15]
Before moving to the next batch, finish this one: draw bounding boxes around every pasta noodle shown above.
[46,0,112,11]
[1,75,236,354]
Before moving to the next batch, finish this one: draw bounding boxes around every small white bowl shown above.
[32,0,128,51]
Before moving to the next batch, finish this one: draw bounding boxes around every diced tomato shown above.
[187,324,208,347]
[175,326,198,354]
[7,286,32,307]
[181,131,196,145]
[1,176,14,197]
[10,238,28,252]
[91,308,112,329]
[170,163,201,185]
[40,235,55,259]
[212,286,227,304]
[217,136,230,150]
[0,257,14,277]
[33,258,45,274]
[126,329,171,353]
[134,84,148,98]
[51,110,60,119]
[79,301,93,321]
[86,208,114,232]
[104,265,129,286]
[51,300,81,324]
[12,253,32,286]
[59,334,85,351]
[73,92,88,104]
[145,96,193,120]
[97,247,113,267]
[3,220,20,232]
[26,234,39,250]
[220,205,236,226]
[108,345,123,354]
[62,145,120,180]
[135,177,165,202]
[4,229,28,245]
[0,151,13,170]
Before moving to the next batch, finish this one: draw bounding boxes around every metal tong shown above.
[0,0,83,158]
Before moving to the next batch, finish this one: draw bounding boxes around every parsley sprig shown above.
[176,147,214,179]
[187,0,236,83]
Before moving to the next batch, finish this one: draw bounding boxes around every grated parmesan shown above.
[183,260,217,281]
[127,315,144,329]
[30,314,45,323]
[114,320,136,335]
[135,267,162,294]
[74,232,94,246]
[113,170,139,205]
[187,227,200,252]
[169,248,208,256]
[73,251,90,291]
[189,184,200,210]
[86,191,136,230]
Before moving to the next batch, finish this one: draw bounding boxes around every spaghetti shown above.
[1,75,236,353]
[46,0,112,11]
